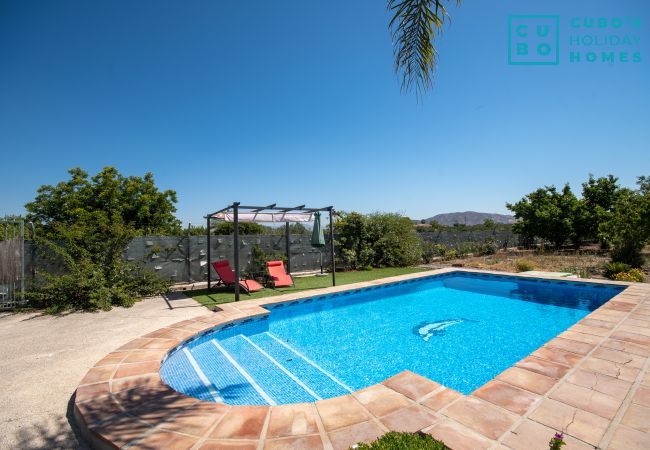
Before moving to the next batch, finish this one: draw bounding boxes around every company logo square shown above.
[508,15,559,65]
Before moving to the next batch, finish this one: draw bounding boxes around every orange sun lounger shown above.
[211,260,264,294]
[266,260,294,288]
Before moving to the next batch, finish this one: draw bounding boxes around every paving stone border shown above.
[73,269,650,449]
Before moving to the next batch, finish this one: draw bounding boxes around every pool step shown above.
[184,331,352,406]
[190,339,269,405]
[215,334,321,404]
[160,346,224,403]
[239,335,322,400]
[250,332,351,398]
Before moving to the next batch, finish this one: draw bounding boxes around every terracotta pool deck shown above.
[73,268,650,449]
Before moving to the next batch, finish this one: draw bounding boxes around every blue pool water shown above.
[160,272,623,405]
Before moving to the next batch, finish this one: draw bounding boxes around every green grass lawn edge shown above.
[190,267,428,308]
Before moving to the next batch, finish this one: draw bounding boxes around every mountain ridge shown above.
[423,211,515,226]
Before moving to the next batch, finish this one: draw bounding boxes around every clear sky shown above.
[1,0,648,224]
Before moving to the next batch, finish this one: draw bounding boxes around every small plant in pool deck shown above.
[549,432,566,450]
[515,259,535,272]
[603,261,646,282]
[351,431,448,450]
[612,268,646,283]
[603,261,631,279]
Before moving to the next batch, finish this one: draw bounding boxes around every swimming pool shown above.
[160,272,623,406]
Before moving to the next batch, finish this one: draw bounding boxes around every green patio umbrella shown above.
[311,212,326,274]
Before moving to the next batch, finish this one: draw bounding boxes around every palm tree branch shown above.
[388,0,459,97]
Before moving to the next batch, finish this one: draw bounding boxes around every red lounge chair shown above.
[266,260,294,288]
[211,260,264,294]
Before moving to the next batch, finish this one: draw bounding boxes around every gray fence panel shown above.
[22,230,520,287]
[0,237,23,308]
[121,234,330,284]
[419,230,519,248]
[124,236,190,283]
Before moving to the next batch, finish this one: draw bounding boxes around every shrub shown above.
[422,242,437,263]
[456,242,474,257]
[366,213,423,267]
[248,245,286,276]
[352,431,448,450]
[612,269,646,283]
[515,259,535,272]
[26,217,170,312]
[28,247,170,312]
[599,181,650,267]
[421,242,460,262]
[335,212,373,269]
[610,242,645,268]
[603,262,631,279]
[443,248,458,260]
[212,221,270,235]
[335,212,422,268]
[477,238,498,256]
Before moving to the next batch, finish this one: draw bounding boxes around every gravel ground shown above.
[0,294,207,449]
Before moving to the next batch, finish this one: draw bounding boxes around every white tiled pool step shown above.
[181,347,223,402]
[261,332,353,393]
[211,339,276,405]
[239,335,322,400]
[187,332,350,405]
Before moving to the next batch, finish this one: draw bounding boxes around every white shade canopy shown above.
[212,212,314,223]
[207,202,336,300]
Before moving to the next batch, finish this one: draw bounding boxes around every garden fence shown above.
[0,220,26,309]
[419,229,519,249]
[23,234,331,287]
[123,234,331,284]
[20,229,521,290]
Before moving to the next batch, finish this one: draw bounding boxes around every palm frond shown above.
[388,0,459,98]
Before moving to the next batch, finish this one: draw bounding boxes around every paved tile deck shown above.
[73,268,650,449]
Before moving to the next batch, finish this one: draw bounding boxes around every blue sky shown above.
[1,0,648,224]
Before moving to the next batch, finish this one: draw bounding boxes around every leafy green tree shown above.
[482,218,496,230]
[600,177,650,267]
[266,223,311,236]
[211,221,270,235]
[287,222,309,235]
[334,212,374,269]
[24,167,176,311]
[506,184,579,248]
[366,213,423,267]
[335,212,422,268]
[26,167,181,236]
[573,174,620,244]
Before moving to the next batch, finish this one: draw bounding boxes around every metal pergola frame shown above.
[206,202,336,301]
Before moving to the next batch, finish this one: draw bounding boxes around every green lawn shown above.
[190,267,428,309]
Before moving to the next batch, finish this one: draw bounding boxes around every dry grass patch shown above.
[445,250,614,279]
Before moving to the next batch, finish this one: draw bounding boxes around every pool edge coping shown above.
[73,268,650,449]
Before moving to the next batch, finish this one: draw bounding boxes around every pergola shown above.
[206,202,336,301]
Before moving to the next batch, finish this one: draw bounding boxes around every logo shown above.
[508,15,641,65]
[508,15,560,65]
[568,17,641,64]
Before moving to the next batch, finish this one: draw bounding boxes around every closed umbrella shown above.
[311,212,326,274]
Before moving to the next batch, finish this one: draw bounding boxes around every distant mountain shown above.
[423,211,515,226]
